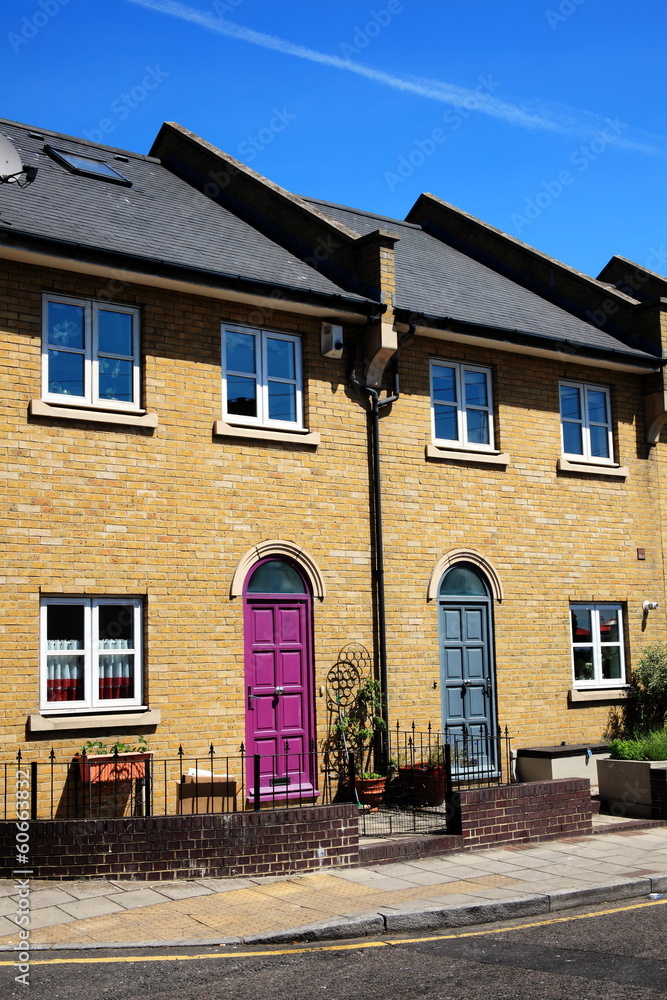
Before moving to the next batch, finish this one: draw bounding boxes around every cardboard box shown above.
[178,774,237,814]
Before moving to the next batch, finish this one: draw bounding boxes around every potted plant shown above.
[599,642,667,817]
[76,736,152,783]
[394,745,448,807]
[598,729,667,818]
[333,677,387,808]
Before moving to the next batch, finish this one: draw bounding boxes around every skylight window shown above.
[45,145,131,186]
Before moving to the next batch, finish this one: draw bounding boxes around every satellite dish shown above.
[0,134,24,181]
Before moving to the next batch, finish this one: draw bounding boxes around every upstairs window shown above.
[570,603,626,688]
[559,381,613,463]
[430,360,494,450]
[42,294,141,410]
[222,325,303,429]
[40,597,143,713]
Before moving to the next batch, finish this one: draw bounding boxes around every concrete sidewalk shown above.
[1,822,666,949]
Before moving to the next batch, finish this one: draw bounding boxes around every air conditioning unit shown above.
[321,322,344,359]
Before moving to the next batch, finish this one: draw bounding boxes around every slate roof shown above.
[0,120,359,303]
[0,117,659,364]
[308,199,658,362]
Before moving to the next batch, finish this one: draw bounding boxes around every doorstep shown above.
[359,833,463,866]
[592,811,667,835]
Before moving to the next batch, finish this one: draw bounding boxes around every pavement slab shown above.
[0,825,665,949]
[57,896,126,920]
[105,888,172,909]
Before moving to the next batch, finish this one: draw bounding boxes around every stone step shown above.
[359,833,463,866]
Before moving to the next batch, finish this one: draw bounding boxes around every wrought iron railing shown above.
[1,725,512,827]
[386,722,513,791]
[2,743,331,821]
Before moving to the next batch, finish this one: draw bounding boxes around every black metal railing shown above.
[2,725,512,830]
[2,743,332,821]
[336,724,513,836]
[387,722,513,791]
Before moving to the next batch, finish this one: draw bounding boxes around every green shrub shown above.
[608,737,649,760]
[609,729,667,761]
[643,729,667,761]
[625,642,667,735]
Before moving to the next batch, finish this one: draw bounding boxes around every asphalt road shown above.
[5,898,667,1000]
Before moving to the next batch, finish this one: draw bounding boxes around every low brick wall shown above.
[649,768,667,820]
[0,804,359,880]
[0,782,595,878]
[454,778,592,848]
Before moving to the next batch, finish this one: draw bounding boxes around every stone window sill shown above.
[30,399,158,429]
[568,688,628,704]
[28,708,161,733]
[558,458,628,478]
[213,420,320,447]
[426,444,510,466]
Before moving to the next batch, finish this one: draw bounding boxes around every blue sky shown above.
[2,0,667,278]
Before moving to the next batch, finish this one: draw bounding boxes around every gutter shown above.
[397,310,665,371]
[0,229,380,318]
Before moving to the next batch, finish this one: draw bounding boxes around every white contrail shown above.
[127,0,664,153]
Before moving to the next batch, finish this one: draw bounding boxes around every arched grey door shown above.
[438,563,498,774]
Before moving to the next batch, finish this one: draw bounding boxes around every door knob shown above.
[275,685,285,695]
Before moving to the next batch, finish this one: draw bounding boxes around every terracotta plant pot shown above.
[77,752,153,784]
[396,764,446,806]
[355,775,385,810]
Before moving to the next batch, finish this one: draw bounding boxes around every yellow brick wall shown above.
[0,261,374,765]
[1,260,665,775]
[382,335,666,745]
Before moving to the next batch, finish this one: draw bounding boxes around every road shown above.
[4,898,667,999]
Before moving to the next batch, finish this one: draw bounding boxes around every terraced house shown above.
[2,115,667,811]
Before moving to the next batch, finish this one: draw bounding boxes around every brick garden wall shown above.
[0,781,597,878]
[0,804,359,880]
[454,778,593,848]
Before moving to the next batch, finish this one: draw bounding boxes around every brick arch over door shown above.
[426,549,503,603]
[230,540,326,600]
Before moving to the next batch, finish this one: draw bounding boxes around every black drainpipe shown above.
[351,327,414,741]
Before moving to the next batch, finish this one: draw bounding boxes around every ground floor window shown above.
[40,597,143,712]
[570,602,626,687]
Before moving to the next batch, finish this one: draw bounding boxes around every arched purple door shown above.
[243,558,315,798]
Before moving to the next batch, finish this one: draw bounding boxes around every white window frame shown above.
[222,325,303,430]
[570,602,626,689]
[39,597,144,713]
[430,359,494,451]
[559,380,613,465]
[42,294,141,411]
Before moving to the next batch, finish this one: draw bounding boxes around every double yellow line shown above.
[2,896,665,966]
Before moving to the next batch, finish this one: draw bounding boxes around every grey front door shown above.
[438,564,497,774]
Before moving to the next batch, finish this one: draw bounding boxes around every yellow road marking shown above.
[2,896,665,967]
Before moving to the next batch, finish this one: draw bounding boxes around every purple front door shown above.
[244,563,315,798]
